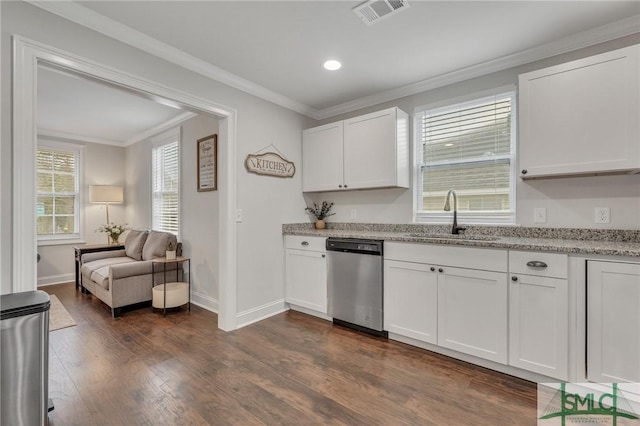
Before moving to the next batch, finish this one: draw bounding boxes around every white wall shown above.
[37,138,126,286]
[180,115,219,310]
[1,1,314,325]
[307,34,640,230]
[125,138,151,230]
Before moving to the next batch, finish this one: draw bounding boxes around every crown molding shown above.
[27,1,322,119]
[38,129,124,146]
[316,15,640,119]
[27,1,639,121]
[125,111,196,146]
[37,111,196,147]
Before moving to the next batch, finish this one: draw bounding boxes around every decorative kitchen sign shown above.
[245,146,295,178]
[197,134,217,191]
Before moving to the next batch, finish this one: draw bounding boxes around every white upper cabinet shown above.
[302,107,409,192]
[518,44,640,179]
[301,121,344,192]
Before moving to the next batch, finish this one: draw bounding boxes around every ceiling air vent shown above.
[353,0,409,26]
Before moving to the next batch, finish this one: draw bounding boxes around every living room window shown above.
[36,141,84,242]
[414,87,516,224]
[152,128,180,235]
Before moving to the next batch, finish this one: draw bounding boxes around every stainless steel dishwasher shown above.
[326,238,386,337]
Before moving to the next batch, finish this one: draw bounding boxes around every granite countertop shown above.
[282,223,640,258]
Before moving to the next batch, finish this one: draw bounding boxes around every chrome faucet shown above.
[443,190,467,235]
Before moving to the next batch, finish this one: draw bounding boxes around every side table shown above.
[74,243,124,291]
[151,257,191,316]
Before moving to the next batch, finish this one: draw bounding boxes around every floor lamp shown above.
[89,185,124,243]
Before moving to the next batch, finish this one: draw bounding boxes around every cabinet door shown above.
[587,260,640,383]
[438,267,508,363]
[302,122,344,192]
[509,274,568,380]
[384,260,438,344]
[285,249,327,313]
[519,45,640,178]
[343,108,400,189]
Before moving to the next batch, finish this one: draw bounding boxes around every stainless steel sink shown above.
[403,233,500,242]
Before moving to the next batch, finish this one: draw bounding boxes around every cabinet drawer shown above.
[284,235,326,252]
[385,242,507,272]
[509,250,567,279]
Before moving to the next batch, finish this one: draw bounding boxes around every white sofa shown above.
[80,230,181,317]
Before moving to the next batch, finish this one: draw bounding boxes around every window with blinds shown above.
[152,137,180,234]
[415,89,516,224]
[36,144,81,239]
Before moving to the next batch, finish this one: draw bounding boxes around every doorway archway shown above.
[12,36,238,330]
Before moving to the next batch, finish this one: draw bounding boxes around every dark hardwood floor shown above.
[44,282,537,425]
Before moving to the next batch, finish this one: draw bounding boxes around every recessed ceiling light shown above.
[444,143,454,147]
[323,60,342,71]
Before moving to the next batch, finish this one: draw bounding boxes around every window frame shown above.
[36,139,85,245]
[413,86,517,225]
[150,128,181,237]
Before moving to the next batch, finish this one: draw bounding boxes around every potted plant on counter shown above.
[305,201,335,230]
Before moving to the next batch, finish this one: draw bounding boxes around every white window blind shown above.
[415,89,516,224]
[152,137,180,234]
[36,145,80,239]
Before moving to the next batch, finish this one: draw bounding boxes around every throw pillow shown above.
[124,230,148,261]
[142,231,177,261]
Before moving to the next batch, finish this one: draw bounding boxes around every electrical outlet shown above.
[534,208,547,223]
[594,207,610,224]
[350,209,358,219]
[236,209,243,223]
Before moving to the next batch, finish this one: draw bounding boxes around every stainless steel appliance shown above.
[326,238,386,337]
[1,290,52,426]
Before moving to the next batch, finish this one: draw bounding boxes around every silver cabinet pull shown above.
[526,260,548,269]
[301,241,309,246]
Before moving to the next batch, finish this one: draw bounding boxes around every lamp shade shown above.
[89,185,124,204]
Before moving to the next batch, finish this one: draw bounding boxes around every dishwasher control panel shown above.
[326,238,383,256]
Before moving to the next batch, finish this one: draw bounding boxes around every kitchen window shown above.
[152,128,180,235]
[415,87,516,224]
[36,141,83,242]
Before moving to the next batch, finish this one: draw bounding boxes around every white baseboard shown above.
[37,273,74,287]
[289,304,332,322]
[389,332,558,384]
[190,290,219,313]
[236,299,287,329]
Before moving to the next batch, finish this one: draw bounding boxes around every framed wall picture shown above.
[197,134,217,191]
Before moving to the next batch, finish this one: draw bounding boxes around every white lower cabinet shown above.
[509,274,569,380]
[384,242,509,365]
[587,260,640,383]
[437,267,508,364]
[285,236,327,314]
[508,251,569,381]
[384,260,437,344]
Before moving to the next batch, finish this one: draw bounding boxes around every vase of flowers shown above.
[305,201,335,230]
[97,223,128,244]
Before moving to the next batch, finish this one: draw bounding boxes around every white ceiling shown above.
[37,67,190,145]
[34,0,639,140]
